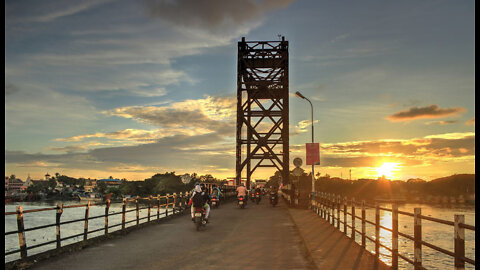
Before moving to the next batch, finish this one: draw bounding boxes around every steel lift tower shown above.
[236,37,289,189]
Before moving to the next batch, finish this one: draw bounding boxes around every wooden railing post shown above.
[375,203,380,259]
[392,204,399,270]
[327,193,331,223]
[336,195,340,230]
[16,206,27,258]
[56,203,63,249]
[148,195,152,222]
[414,208,422,270]
[84,201,90,241]
[121,198,126,233]
[454,214,465,270]
[136,196,140,226]
[343,197,347,235]
[105,199,110,235]
[329,194,333,225]
[351,197,356,240]
[361,200,366,248]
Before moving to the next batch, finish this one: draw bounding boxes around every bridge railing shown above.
[309,192,475,270]
[5,192,190,262]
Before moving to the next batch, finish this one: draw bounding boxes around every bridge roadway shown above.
[31,198,390,270]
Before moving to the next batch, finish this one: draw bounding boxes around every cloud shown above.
[466,118,475,126]
[425,120,457,125]
[145,0,293,33]
[386,105,466,122]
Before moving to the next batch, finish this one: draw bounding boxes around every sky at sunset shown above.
[5,0,475,181]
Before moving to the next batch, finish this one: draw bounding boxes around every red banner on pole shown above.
[306,143,320,165]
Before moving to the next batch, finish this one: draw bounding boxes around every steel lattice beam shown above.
[236,37,289,189]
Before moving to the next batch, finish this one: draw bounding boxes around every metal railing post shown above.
[105,199,110,235]
[157,195,161,221]
[351,197,356,240]
[361,200,366,248]
[136,196,140,226]
[84,201,90,241]
[173,193,177,215]
[56,203,63,249]
[121,199,126,233]
[337,195,340,230]
[375,203,380,259]
[454,214,465,270]
[166,193,170,217]
[392,204,399,270]
[16,206,27,258]
[414,208,422,270]
[344,197,347,235]
[148,195,152,222]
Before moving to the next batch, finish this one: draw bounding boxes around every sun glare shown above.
[376,162,400,179]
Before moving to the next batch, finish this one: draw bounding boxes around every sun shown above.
[376,162,400,179]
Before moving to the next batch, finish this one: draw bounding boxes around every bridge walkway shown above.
[31,198,390,270]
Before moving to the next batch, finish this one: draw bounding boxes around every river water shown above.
[5,201,476,269]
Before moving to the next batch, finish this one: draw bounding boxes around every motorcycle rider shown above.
[249,185,256,201]
[270,185,279,205]
[189,184,211,223]
[210,184,222,205]
[236,184,248,204]
[255,185,262,203]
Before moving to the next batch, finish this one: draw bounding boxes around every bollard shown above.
[392,204,399,270]
[105,199,110,235]
[361,200,366,247]
[84,201,90,241]
[16,206,27,258]
[375,203,380,258]
[454,214,465,270]
[414,208,422,270]
[56,203,63,249]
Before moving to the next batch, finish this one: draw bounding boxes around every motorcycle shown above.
[255,192,261,204]
[193,207,207,231]
[270,191,278,207]
[211,195,219,208]
[250,192,256,202]
[237,196,246,209]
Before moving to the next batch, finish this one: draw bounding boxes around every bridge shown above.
[6,192,391,270]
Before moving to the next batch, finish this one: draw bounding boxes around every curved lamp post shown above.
[295,91,316,202]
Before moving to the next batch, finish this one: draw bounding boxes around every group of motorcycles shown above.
[238,189,278,208]
[193,188,279,231]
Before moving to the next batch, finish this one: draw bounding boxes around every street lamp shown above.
[295,91,316,202]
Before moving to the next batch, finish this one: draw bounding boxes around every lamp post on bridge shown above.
[295,91,318,204]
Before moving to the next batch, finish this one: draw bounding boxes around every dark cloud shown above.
[145,0,293,31]
[386,105,466,122]
[5,82,19,96]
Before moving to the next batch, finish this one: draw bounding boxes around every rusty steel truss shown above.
[236,37,289,189]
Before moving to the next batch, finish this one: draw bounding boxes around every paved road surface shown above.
[32,197,315,270]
